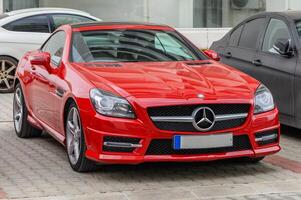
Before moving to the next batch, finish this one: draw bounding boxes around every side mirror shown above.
[203,49,221,61]
[29,52,51,71]
[273,38,294,57]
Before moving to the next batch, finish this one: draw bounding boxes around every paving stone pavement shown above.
[1,93,301,200]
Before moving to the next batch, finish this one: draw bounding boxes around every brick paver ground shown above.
[1,93,301,199]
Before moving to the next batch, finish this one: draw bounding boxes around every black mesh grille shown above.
[146,135,251,155]
[148,104,250,132]
[103,136,141,153]
[255,129,279,146]
[148,104,250,116]
[153,119,246,132]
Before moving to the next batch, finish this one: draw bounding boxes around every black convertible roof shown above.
[71,21,169,28]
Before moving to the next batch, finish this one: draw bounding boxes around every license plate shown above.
[173,133,233,150]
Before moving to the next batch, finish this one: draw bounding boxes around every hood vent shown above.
[185,61,212,66]
[83,63,122,67]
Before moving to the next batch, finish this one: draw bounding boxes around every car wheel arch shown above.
[14,78,20,90]
[63,97,77,129]
[0,55,19,63]
[0,54,19,62]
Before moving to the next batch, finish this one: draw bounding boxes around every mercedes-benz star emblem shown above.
[192,107,215,131]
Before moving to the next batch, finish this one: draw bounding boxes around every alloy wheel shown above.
[66,107,82,165]
[13,88,23,133]
[0,59,16,92]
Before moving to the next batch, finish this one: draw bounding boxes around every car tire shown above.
[13,84,42,138]
[0,56,18,93]
[65,102,97,172]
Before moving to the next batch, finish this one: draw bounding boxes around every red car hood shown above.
[73,61,259,100]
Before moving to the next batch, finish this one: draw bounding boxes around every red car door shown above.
[47,65,69,134]
[36,31,67,131]
[28,57,53,126]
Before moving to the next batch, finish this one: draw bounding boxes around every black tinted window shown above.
[42,31,66,66]
[229,25,243,46]
[296,21,301,37]
[71,30,200,63]
[52,14,95,29]
[263,19,291,54]
[239,18,265,49]
[3,15,50,33]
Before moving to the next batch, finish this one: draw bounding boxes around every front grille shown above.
[153,119,246,132]
[148,104,250,132]
[146,135,251,155]
[103,136,141,153]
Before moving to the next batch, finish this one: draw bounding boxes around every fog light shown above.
[102,136,141,152]
[255,129,278,146]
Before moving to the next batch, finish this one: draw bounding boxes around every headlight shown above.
[90,89,135,118]
[254,84,274,114]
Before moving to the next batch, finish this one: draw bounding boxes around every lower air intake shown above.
[146,135,251,155]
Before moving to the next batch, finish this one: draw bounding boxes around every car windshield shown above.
[71,29,200,63]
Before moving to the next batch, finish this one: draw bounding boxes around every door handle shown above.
[252,59,262,66]
[225,52,232,58]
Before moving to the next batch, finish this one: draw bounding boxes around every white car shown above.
[0,8,99,93]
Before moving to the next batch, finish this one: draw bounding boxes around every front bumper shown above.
[80,108,280,164]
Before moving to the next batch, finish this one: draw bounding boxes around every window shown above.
[263,19,291,54]
[154,32,194,60]
[239,18,265,49]
[295,21,301,37]
[71,30,200,63]
[42,31,66,66]
[3,15,50,33]
[229,25,243,46]
[51,14,95,30]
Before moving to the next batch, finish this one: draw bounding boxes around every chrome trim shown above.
[255,134,278,142]
[150,116,193,122]
[103,141,142,148]
[215,113,248,121]
[150,113,248,123]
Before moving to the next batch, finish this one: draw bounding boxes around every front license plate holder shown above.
[173,133,233,150]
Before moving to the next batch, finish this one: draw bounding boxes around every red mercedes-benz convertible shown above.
[13,22,280,172]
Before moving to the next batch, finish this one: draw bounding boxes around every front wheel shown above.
[13,84,42,138]
[65,103,97,172]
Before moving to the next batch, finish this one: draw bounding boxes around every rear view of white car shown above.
[0,8,99,93]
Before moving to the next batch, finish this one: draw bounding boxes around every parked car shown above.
[0,8,99,93]
[14,22,280,172]
[211,11,301,129]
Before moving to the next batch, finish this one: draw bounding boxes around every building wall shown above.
[39,0,193,28]
[1,0,301,48]
[39,0,145,22]
[0,0,3,13]
[177,28,231,49]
